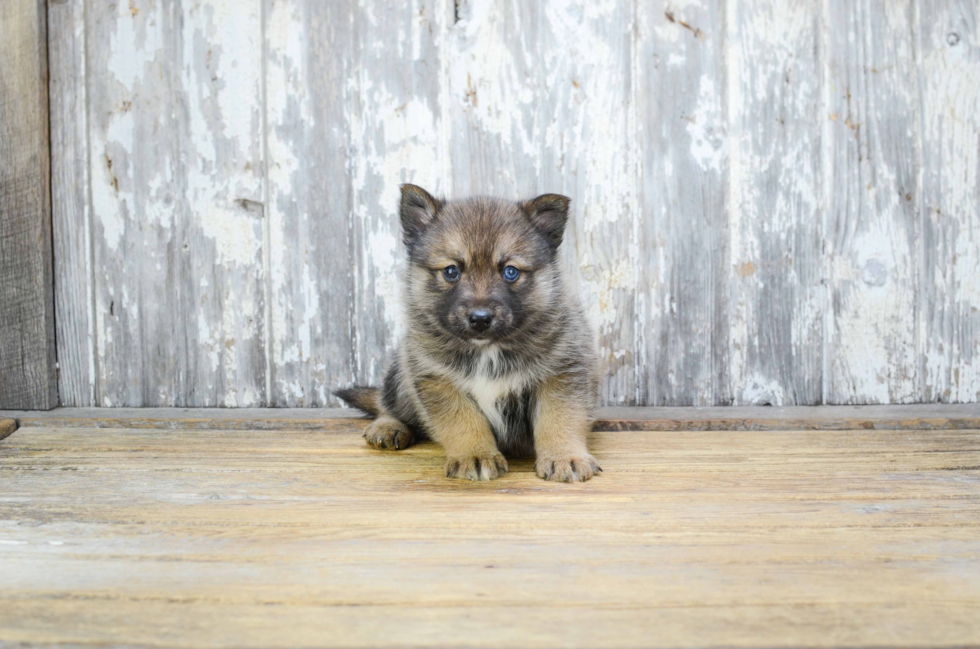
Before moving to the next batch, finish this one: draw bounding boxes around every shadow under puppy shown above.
[336,185,601,482]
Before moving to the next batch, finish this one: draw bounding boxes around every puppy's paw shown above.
[445,452,508,481]
[536,455,602,482]
[363,418,415,451]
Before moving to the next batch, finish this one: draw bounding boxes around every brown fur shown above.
[416,376,509,480]
[333,386,380,417]
[335,185,601,482]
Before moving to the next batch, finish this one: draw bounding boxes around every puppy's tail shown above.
[333,386,380,418]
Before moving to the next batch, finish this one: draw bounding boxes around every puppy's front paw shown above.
[536,455,602,482]
[445,452,508,481]
[363,418,415,450]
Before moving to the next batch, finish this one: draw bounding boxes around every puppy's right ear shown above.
[400,184,441,244]
[522,193,571,248]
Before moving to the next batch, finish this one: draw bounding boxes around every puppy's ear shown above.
[522,194,571,248]
[400,184,441,244]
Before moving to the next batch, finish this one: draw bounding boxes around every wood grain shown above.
[46,1,980,407]
[3,404,980,432]
[637,0,729,406]
[85,0,174,406]
[825,0,920,404]
[727,0,824,406]
[84,1,267,407]
[264,0,355,406]
[447,0,638,405]
[348,0,449,389]
[48,0,95,407]
[0,0,58,410]
[1,420,978,647]
[918,0,980,403]
[176,0,268,407]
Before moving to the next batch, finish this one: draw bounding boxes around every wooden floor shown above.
[1,407,979,648]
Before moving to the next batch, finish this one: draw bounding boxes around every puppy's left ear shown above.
[522,194,571,248]
[400,184,442,245]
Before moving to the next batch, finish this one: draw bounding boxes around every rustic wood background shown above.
[48,0,980,408]
[0,0,58,410]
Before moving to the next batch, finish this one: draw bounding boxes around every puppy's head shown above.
[400,184,570,344]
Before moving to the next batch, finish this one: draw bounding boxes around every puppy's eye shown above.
[502,265,520,282]
[442,265,460,282]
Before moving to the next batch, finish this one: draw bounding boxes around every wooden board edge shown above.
[7,417,371,432]
[591,417,980,432]
[2,408,979,432]
[0,0,58,410]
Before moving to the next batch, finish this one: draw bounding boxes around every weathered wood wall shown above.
[49,0,980,407]
[0,0,58,410]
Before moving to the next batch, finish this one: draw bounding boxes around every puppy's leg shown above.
[417,377,507,481]
[363,414,415,451]
[533,374,602,482]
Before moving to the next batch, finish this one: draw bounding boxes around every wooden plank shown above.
[176,0,268,406]
[0,0,58,410]
[264,0,355,406]
[41,0,980,409]
[824,0,920,404]
[1,602,978,649]
[447,0,638,404]
[1,424,978,647]
[727,0,824,405]
[636,0,729,406]
[49,0,95,407]
[918,0,980,403]
[445,1,531,198]
[347,0,449,389]
[86,0,267,407]
[86,0,173,406]
[3,404,979,432]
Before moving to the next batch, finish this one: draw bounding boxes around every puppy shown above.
[336,184,601,482]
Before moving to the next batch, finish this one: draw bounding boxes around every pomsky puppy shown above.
[336,184,601,482]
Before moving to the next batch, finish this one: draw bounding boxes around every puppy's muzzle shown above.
[468,309,493,333]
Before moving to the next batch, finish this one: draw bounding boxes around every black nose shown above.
[468,310,493,333]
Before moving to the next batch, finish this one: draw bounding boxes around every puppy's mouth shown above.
[458,329,493,342]
[444,313,512,343]
[454,328,503,345]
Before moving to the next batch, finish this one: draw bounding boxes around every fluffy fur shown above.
[335,184,601,482]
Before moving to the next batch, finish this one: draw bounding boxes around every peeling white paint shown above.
[741,373,785,406]
[349,69,444,383]
[919,1,980,402]
[106,3,163,90]
[91,124,132,253]
[265,0,312,403]
[56,0,980,407]
[727,0,822,404]
[687,75,727,172]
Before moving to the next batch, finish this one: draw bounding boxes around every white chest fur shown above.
[459,346,526,437]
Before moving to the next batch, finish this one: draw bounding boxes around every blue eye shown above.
[502,265,520,282]
[443,265,460,282]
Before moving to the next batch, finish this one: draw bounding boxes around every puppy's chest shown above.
[459,351,532,437]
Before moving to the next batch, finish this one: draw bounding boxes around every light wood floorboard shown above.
[1,414,979,647]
